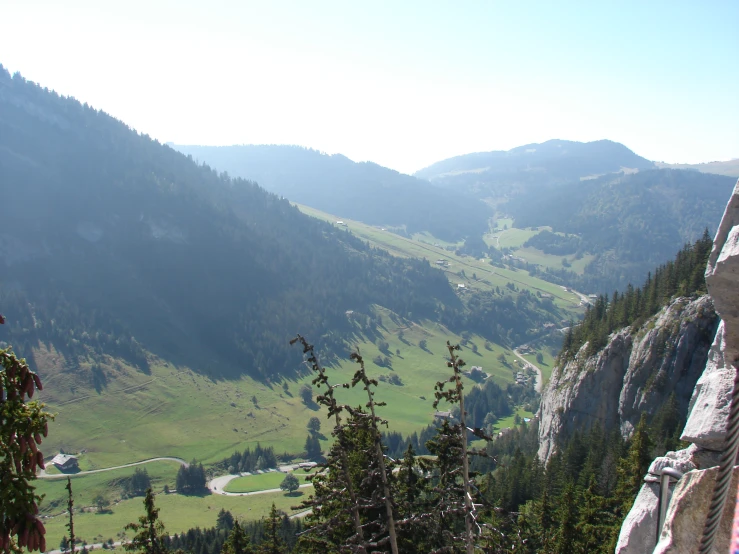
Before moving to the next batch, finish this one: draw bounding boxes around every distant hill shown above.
[656,159,739,178]
[0,66,460,380]
[172,144,492,242]
[415,139,655,196]
[507,168,735,291]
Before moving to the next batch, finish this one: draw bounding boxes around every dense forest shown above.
[560,232,713,361]
[507,169,733,292]
[173,144,492,242]
[0,66,464,380]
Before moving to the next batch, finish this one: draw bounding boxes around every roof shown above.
[51,454,78,466]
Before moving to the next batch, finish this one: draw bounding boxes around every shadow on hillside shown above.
[285,491,305,498]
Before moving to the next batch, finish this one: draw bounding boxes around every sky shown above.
[2,0,738,174]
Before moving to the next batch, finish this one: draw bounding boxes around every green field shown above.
[223,471,287,493]
[40,487,312,550]
[492,406,536,434]
[296,204,584,310]
[511,246,594,275]
[33,307,525,471]
[521,348,557,384]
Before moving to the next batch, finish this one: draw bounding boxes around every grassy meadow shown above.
[40,487,311,550]
[295,204,584,310]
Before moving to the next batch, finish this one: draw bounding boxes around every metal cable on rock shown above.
[698,358,739,554]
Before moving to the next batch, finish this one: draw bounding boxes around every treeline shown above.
[472,398,685,553]
[176,462,207,494]
[560,231,713,361]
[217,444,278,474]
[164,508,303,554]
[381,378,532,459]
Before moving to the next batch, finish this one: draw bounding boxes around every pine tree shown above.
[63,477,76,554]
[124,489,167,554]
[222,521,253,554]
[258,504,286,554]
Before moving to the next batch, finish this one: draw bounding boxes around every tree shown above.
[299,384,313,406]
[125,468,152,497]
[0,331,53,553]
[94,494,111,513]
[222,521,253,554]
[304,434,322,461]
[280,473,300,494]
[124,489,167,554]
[536,352,544,365]
[217,508,235,531]
[259,504,287,554]
[63,477,76,554]
[307,417,321,434]
[418,339,427,350]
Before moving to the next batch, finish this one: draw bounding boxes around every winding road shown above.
[38,457,187,479]
[513,348,543,393]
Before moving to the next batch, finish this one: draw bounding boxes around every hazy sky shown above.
[2,1,737,173]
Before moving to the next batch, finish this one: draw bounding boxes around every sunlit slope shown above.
[33,310,517,468]
[296,204,584,310]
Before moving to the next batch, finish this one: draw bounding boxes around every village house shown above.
[51,453,79,472]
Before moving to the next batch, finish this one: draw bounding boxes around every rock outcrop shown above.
[616,179,739,553]
[537,296,718,463]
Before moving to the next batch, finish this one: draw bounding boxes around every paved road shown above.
[513,348,543,393]
[38,457,187,479]
[208,463,317,496]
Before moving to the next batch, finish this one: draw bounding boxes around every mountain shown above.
[0,66,460,380]
[656,158,739,178]
[507,168,736,291]
[415,139,655,194]
[172,144,492,242]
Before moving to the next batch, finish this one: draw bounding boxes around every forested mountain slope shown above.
[172,144,492,242]
[537,235,719,462]
[416,140,734,292]
[508,169,735,291]
[0,66,459,380]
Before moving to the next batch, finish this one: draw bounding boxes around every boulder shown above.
[681,321,734,451]
[615,482,660,554]
[706,180,739,364]
[653,466,739,554]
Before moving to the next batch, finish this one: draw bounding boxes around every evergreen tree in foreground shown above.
[124,489,167,554]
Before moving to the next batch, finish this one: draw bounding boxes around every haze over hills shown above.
[172,144,492,242]
[414,139,656,192]
[173,138,735,294]
[0,66,461,381]
[656,158,739,178]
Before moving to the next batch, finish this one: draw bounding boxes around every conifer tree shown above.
[63,477,76,554]
[222,521,253,554]
[290,335,365,552]
[259,504,287,554]
[348,351,399,554]
[124,488,167,554]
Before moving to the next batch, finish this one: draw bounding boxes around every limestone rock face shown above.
[616,181,739,553]
[652,466,739,554]
[537,296,717,463]
[706,180,739,365]
[681,321,734,450]
[615,482,660,554]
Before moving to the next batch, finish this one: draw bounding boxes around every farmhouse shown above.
[51,453,79,472]
[434,410,453,420]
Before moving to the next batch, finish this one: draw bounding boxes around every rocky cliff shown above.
[616,179,739,553]
[538,295,719,463]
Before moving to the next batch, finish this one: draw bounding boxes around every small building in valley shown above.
[51,454,79,472]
